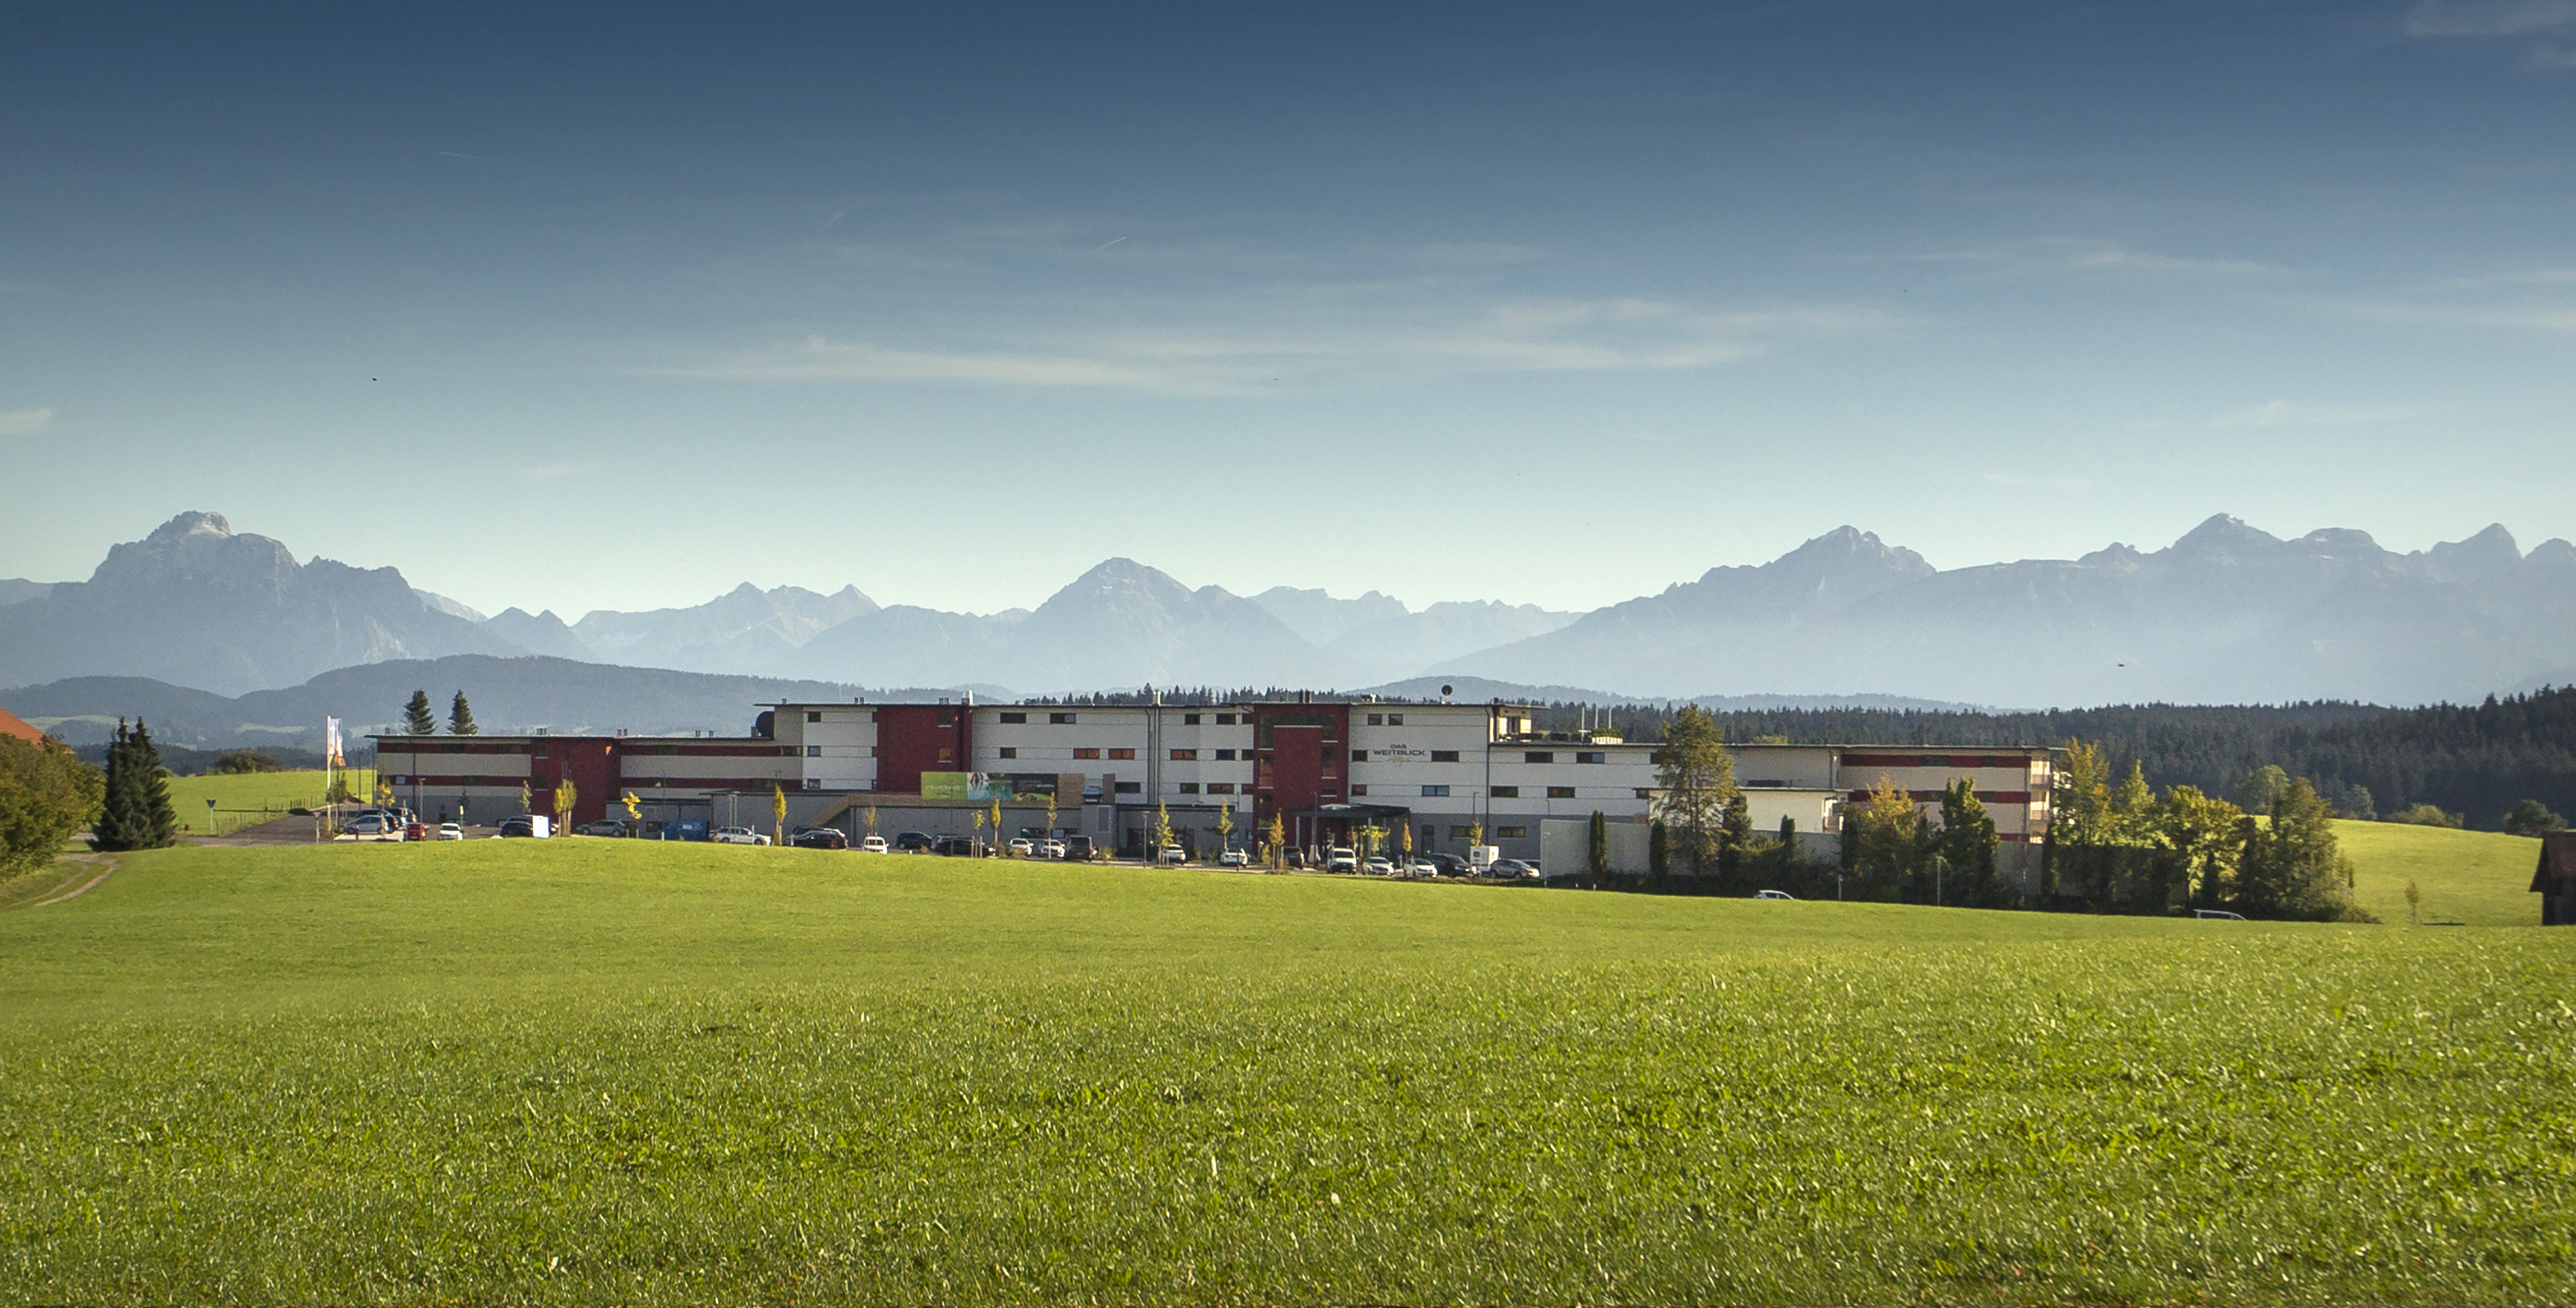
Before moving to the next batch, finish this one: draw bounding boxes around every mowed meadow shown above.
[0,834,2568,1304]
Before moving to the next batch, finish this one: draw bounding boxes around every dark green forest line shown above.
[1534,687,2576,832]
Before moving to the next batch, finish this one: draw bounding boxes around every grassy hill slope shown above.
[0,843,2567,1304]
[2338,819,2542,927]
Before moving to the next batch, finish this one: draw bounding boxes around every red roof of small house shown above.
[0,707,44,744]
[2534,831,2576,893]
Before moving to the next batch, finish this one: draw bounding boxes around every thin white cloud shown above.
[656,295,1899,397]
[1880,238,2283,280]
[2333,298,2576,331]
[2215,400,2431,428]
[0,406,54,436]
[2406,0,2576,36]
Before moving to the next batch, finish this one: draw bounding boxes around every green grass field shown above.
[2338,819,2542,927]
[161,767,376,835]
[0,833,2567,1305]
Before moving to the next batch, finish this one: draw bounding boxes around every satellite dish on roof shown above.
[1441,684,1454,701]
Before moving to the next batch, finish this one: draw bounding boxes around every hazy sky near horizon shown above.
[4,1,2573,619]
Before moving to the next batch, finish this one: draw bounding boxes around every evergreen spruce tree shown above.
[90,719,137,851]
[1587,810,1609,879]
[1653,705,1737,874]
[1937,777,2002,905]
[402,690,437,736]
[1649,820,1669,878]
[448,691,478,736]
[1716,792,1753,888]
[93,718,177,852]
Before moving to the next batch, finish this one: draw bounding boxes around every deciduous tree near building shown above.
[1652,705,1737,874]
[0,732,103,876]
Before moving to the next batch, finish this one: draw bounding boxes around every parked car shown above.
[340,812,402,837]
[895,831,935,853]
[1488,858,1540,880]
[790,826,849,850]
[1158,845,1188,864]
[1403,860,1443,879]
[1753,888,1796,900]
[932,833,976,856]
[1217,848,1250,867]
[662,819,708,842]
[1363,857,1395,876]
[1325,847,1359,873]
[1061,835,1096,861]
[575,819,630,837]
[497,816,539,838]
[403,820,428,841]
[712,826,771,846]
[1040,839,1068,859]
[435,822,464,841]
[858,834,890,854]
[1006,837,1035,857]
[1425,853,1471,878]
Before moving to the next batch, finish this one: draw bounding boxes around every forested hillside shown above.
[1546,687,2576,831]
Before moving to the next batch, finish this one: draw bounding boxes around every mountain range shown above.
[5,510,2573,707]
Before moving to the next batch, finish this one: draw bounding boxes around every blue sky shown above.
[3,1,2572,617]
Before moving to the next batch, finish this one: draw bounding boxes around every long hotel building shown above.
[374,695,2053,872]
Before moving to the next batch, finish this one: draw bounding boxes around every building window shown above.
[806,746,822,757]
[1351,784,1368,796]
[1496,826,1527,839]
[806,711,821,723]
[1431,750,1459,763]
[1215,713,1236,725]
[1214,748,1235,761]
[1170,748,1197,761]
[938,748,955,763]
[1366,712,1383,726]
[1386,713,1404,726]
[1421,784,1449,797]
[1351,749,1367,762]
[1051,712,1076,724]
[998,747,1017,759]
[999,711,1027,724]
[1634,788,1656,799]
[1073,748,1102,760]
[1492,785,1520,798]
[1577,751,1605,764]
[1114,781,1141,794]
[1207,783,1235,794]
[1449,826,1476,839]
[1108,748,1135,761]
[1178,783,1199,794]
[1183,712,1201,725]
[1547,785,1575,799]
[1525,751,1554,763]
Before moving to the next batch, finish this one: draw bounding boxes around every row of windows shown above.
[993,711,1250,726]
[1517,751,1610,764]
[1363,712,1406,726]
[993,747,1258,762]
[1348,749,1462,763]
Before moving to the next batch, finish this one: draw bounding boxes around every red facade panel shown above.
[876,704,969,796]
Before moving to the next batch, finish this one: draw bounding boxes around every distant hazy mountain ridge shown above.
[0,512,520,695]
[5,510,2571,707]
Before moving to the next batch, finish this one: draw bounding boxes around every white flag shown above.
[326,716,344,766]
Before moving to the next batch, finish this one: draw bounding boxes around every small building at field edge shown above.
[2532,831,2576,925]
[373,695,2053,875]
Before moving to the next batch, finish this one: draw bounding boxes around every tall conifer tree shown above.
[402,690,437,736]
[448,691,478,736]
